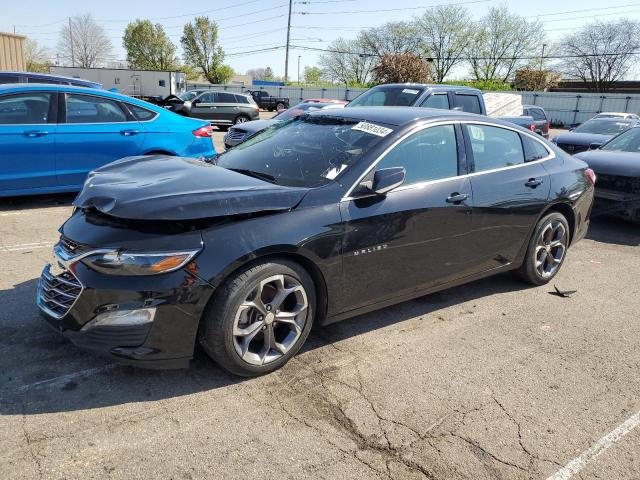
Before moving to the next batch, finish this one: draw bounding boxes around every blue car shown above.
[0,84,216,197]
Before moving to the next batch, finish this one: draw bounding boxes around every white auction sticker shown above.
[402,88,420,95]
[352,121,393,137]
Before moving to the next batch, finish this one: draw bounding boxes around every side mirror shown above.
[192,99,200,106]
[589,142,603,150]
[354,167,405,197]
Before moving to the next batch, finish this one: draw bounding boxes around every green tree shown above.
[123,20,179,70]
[25,39,50,73]
[303,66,325,84]
[181,16,233,84]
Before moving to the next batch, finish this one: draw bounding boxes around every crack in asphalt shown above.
[20,403,43,479]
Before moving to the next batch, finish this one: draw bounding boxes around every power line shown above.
[297,0,491,15]
[525,2,640,18]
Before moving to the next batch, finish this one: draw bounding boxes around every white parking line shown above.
[0,207,71,217]
[547,409,640,480]
[0,242,53,252]
[17,365,118,392]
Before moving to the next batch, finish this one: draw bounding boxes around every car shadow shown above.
[0,273,531,416]
[586,216,640,246]
[0,192,76,213]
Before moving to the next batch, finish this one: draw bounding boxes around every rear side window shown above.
[530,108,547,121]
[0,92,52,124]
[375,125,458,186]
[127,104,157,121]
[217,92,237,103]
[522,135,550,162]
[66,94,128,123]
[466,124,524,172]
[421,94,450,110]
[454,94,482,114]
[235,95,249,104]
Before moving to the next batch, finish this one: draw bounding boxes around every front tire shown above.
[276,102,286,111]
[515,212,570,285]
[199,259,316,377]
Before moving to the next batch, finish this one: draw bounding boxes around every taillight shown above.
[584,168,596,185]
[529,124,536,132]
[192,125,213,137]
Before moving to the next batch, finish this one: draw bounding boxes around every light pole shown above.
[297,56,301,84]
[538,43,547,91]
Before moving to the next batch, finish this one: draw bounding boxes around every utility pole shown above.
[297,56,301,84]
[284,0,293,82]
[69,17,75,67]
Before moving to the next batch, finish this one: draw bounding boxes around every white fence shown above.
[189,83,640,126]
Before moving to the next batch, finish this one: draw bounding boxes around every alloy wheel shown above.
[235,116,249,124]
[534,220,567,278]
[232,274,308,365]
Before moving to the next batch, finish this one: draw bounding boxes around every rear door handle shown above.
[24,130,49,137]
[120,129,140,136]
[446,193,469,204]
[525,178,543,188]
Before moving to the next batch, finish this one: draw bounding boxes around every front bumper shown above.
[37,245,212,369]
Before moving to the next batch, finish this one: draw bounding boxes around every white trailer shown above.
[49,66,187,100]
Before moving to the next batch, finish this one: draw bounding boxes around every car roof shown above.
[0,83,165,110]
[0,71,99,85]
[585,116,636,123]
[308,106,494,127]
[523,105,544,109]
[365,83,482,94]
[596,112,633,116]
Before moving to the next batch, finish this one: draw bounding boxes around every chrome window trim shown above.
[341,119,555,202]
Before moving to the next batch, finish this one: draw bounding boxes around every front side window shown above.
[0,92,52,124]
[197,92,215,103]
[421,94,450,110]
[467,124,524,172]
[66,94,127,123]
[375,125,458,186]
[454,94,482,114]
[348,87,424,107]
[216,115,392,188]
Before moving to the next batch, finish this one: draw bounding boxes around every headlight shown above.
[81,250,200,276]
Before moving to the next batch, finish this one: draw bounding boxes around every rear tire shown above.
[515,212,570,285]
[199,259,316,377]
[234,115,250,125]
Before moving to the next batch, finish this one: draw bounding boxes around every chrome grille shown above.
[227,128,247,142]
[37,264,82,319]
[59,236,90,256]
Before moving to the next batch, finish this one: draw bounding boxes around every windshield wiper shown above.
[227,168,277,184]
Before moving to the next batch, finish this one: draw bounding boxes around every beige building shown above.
[0,32,26,71]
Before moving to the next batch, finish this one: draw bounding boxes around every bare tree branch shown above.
[57,14,112,68]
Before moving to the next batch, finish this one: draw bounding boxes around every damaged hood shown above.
[74,156,310,220]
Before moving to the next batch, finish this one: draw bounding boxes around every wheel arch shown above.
[539,201,576,245]
[204,249,330,324]
[143,149,176,156]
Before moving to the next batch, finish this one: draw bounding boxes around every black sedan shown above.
[38,108,595,376]
[552,117,639,154]
[575,126,640,223]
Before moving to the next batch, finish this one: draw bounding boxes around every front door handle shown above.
[24,130,49,137]
[525,178,543,188]
[446,193,469,204]
[120,129,140,136]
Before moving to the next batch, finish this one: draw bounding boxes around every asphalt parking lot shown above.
[1,129,640,480]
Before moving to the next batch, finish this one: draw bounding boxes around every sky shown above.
[3,0,640,80]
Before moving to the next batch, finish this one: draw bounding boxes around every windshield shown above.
[178,91,200,101]
[574,119,632,135]
[216,115,392,187]
[274,104,323,121]
[348,86,424,107]
[602,127,640,153]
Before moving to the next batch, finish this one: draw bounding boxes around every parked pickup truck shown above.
[347,83,540,133]
[249,90,289,111]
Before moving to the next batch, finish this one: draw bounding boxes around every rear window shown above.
[530,108,547,121]
[453,94,482,114]
[348,87,424,107]
[574,119,632,135]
